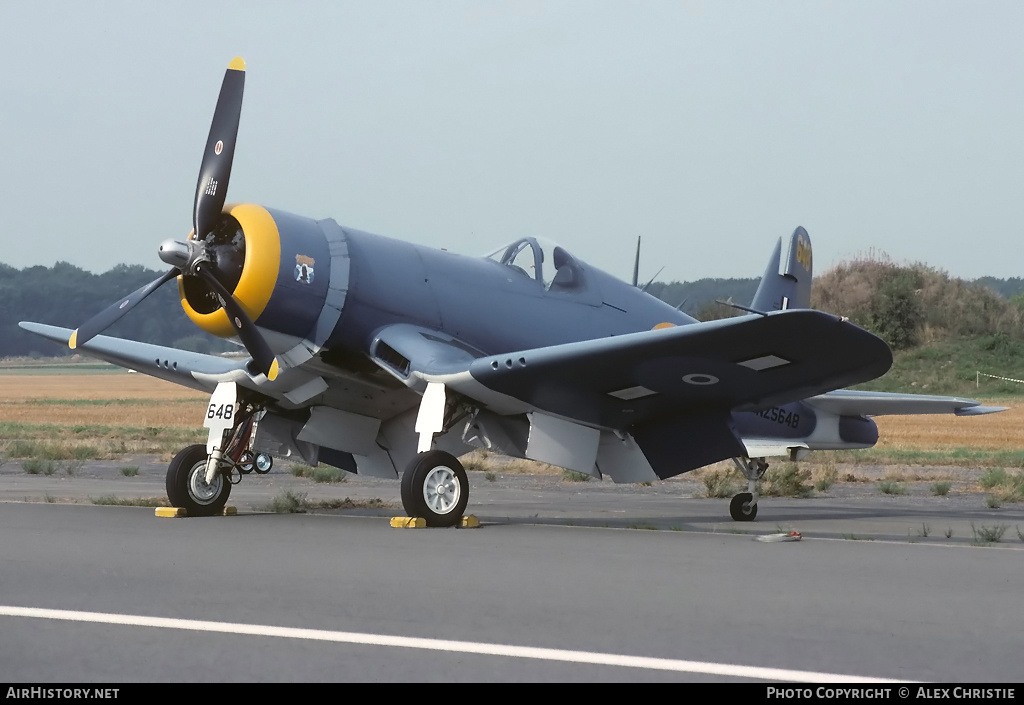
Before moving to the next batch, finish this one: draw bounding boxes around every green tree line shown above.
[0,262,230,358]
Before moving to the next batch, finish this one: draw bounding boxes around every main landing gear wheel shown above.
[730,492,758,522]
[166,444,231,517]
[400,450,469,527]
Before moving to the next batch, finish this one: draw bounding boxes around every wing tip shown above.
[955,405,1008,416]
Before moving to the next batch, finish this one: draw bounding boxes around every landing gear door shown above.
[204,382,238,454]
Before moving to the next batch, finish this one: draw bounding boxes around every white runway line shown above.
[0,605,905,683]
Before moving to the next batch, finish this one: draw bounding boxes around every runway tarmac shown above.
[2,459,1023,682]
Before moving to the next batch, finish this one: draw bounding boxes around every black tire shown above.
[166,444,231,516]
[400,451,469,527]
[730,492,758,522]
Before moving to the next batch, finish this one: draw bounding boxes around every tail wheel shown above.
[400,451,469,527]
[730,492,758,522]
[166,444,231,516]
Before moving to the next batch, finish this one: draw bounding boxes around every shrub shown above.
[760,463,813,498]
[700,468,738,498]
[879,480,906,495]
[265,490,308,514]
[813,462,838,492]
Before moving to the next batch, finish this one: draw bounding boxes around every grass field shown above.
[874,399,1022,451]
[0,372,1020,467]
[0,374,207,459]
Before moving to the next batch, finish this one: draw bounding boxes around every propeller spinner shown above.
[70,57,279,381]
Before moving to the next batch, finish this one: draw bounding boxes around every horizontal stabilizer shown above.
[804,389,1006,417]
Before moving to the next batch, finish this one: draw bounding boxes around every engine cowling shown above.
[179,203,332,342]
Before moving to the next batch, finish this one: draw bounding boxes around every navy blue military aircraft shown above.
[20,59,1002,525]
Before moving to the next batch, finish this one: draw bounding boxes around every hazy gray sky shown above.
[2,1,1022,283]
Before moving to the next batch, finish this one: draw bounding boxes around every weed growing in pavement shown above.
[971,522,1008,544]
[264,490,308,514]
[91,496,168,507]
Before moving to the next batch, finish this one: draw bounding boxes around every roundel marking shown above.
[653,322,676,330]
[215,140,224,155]
[683,373,719,386]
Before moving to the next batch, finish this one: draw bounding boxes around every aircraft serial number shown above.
[207,403,234,421]
[756,407,799,428]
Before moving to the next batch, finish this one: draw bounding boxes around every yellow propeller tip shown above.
[228,57,246,71]
[68,331,78,350]
[267,359,279,381]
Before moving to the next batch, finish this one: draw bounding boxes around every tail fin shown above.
[750,226,813,311]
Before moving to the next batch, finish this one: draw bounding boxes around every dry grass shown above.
[0,375,207,428]
[0,374,206,401]
[873,398,1021,451]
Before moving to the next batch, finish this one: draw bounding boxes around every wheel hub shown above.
[188,461,223,504]
[423,466,460,515]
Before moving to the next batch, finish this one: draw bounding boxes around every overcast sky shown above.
[2,1,1022,284]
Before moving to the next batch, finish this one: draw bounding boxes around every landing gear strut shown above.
[400,450,469,527]
[166,383,270,514]
[730,456,769,521]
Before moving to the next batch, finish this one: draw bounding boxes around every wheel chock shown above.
[390,516,479,528]
[155,507,187,518]
[155,506,237,518]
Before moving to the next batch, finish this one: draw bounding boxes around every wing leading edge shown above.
[18,322,245,393]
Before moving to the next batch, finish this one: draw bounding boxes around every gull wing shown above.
[19,322,244,393]
[437,310,893,429]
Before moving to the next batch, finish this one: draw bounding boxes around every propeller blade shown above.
[193,57,245,242]
[194,263,279,381]
[70,268,180,349]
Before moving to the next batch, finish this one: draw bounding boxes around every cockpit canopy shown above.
[485,237,582,290]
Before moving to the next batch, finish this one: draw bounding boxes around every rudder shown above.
[750,226,813,311]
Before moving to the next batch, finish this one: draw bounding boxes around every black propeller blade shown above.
[194,263,279,380]
[193,57,245,243]
[70,268,179,349]
[69,57,280,382]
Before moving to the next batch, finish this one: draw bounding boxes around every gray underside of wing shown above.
[18,322,245,394]
[804,389,1007,416]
